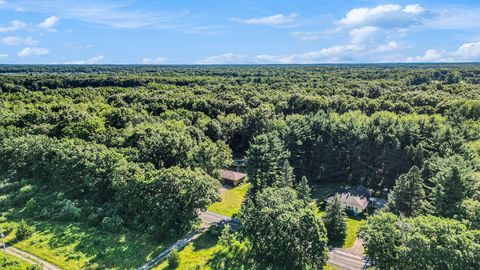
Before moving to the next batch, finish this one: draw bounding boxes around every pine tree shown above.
[433,165,466,217]
[387,166,426,217]
[246,131,292,196]
[296,176,312,203]
[323,194,347,246]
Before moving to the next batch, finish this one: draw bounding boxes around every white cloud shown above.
[406,41,480,62]
[197,53,245,64]
[17,47,49,57]
[0,20,28,32]
[256,44,363,64]
[453,42,480,61]
[232,13,298,26]
[3,1,186,29]
[376,41,401,52]
[337,4,427,28]
[142,57,167,64]
[403,4,425,15]
[38,16,60,32]
[64,55,104,64]
[2,36,38,46]
[290,31,322,41]
[0,54,8,58]
[406,49,445,62]
[349,26,379,44]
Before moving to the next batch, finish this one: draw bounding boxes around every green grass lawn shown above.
[2,220,174,270]
[344,217,365,248]
[155,229,221,270]
[0,254,36,270]
[207,183,250,217]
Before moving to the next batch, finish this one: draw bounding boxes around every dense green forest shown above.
[0,64,479,269]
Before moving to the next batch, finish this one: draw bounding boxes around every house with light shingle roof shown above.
[327,185,371,215]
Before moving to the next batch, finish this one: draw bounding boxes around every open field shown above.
[2,220,173,270]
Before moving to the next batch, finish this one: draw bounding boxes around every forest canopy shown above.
[0,64,479,269]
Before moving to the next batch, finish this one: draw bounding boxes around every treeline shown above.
[0,135,227,237]
[284,111,474,188]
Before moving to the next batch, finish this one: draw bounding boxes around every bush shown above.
[24,198,38,215]
[167,248,180,269]
[101,216,124,232]
[15,221,34,241]
[0,195,12,208]
[58,199,82,221]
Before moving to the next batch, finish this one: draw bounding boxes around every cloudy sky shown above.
[1,0,480,64]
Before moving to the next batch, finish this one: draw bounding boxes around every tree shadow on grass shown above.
[192,227,219,251]
[329,237,347,249]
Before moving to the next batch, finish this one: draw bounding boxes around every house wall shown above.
[345,205,363,215]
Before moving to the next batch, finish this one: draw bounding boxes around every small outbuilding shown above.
[220,169,247,186]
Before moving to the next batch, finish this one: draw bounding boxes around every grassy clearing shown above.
[0,254,36,270]
[344,217,365,248]
[207,183,250,217]
[2,220,174,270]
[155,230,221,270]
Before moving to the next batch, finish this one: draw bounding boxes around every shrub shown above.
[15,221,34,241]
[101,216,124,232]
[167,248,180,269]
[24,198,38,215]
[0,195,12,208]
[58,199,82,221]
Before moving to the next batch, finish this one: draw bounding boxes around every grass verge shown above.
[0,254,36,270]
[155,229,221,270]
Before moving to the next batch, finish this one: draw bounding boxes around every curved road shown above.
[137,211,236,270]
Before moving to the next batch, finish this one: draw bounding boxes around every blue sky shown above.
[1,0,480,64]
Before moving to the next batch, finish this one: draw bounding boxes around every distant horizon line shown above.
[1,62,480,66]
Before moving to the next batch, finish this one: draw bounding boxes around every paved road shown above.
[6,245,61,270]
[327,239,367,270]
[137,211,237,270]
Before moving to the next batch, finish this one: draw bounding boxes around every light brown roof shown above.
[220,169,247,181]
[328,185,371,209]
[337,193,369,209]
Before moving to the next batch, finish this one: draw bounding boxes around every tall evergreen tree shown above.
[246,131,292,196]
[387,166,427,217]
[433,165,467,217]
[296,176,312,203]
[323,194,347,245]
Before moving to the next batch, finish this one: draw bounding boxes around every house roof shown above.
[328,185,371,209]
[220,169,247,181]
